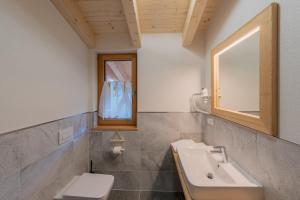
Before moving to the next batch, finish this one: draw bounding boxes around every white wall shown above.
[0,0,90,134]
[138,33,204,112]
[90,32,205,112]
[203,0,300,144]
[95,33,136,53]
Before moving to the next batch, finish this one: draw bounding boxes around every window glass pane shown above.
[105,61,132,82]
[99,60,133,120]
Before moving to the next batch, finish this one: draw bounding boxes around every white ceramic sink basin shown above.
[177,144,264,200]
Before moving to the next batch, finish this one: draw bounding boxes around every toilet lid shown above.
[63,173,114,199]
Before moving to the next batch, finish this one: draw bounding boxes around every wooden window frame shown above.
[97,54,137,130]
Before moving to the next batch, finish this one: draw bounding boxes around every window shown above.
[97,54,137,130]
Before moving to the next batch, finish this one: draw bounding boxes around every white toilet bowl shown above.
[54,173,114,200]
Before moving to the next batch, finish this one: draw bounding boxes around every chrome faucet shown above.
[210,146,228,163]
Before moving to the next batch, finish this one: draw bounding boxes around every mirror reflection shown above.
[217,28,260,117]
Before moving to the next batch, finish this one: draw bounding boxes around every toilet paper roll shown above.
[112,146,123,155]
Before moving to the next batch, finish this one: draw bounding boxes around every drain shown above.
[207,172,214,179]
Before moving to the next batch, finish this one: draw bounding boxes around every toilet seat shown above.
[54,173,114,200]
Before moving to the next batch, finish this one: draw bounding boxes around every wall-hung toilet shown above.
[54,173,114,200]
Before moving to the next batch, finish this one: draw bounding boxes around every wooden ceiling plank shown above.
[137,0,190,33]
[140,18,186,33]
[121,0,142,48]
[198,0,218,30]
[182,0,217,46]
[182,0,208,46]
[76,0,123,12]
[89,21,129,34]
[138,0,189,10]
[76,0,128,34]
[51,0,96,48]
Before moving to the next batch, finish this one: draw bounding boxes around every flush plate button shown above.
[58,127,74,145]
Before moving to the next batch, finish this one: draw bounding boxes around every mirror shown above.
[218,29,260,117]
[211,4,278,136]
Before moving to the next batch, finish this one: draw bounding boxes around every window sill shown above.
[91,125,138,132]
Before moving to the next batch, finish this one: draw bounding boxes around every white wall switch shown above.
[207,117,214,126]
[58,127,74,145]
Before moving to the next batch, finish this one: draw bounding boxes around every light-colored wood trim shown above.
[182,0,217,45]
[91,126,138,132]
[211,3,278,136]
[97,54,137,127]
[183,0,208,46]
[51,0,96,48]
[121,0,141,48]
[171,148,192,200]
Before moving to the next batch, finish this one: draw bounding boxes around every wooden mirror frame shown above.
[211,3,278,136]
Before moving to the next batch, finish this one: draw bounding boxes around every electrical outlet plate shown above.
[58,127,74,145]
[207,118,214,126]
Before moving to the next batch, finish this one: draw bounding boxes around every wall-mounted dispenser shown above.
[191,88,211,114]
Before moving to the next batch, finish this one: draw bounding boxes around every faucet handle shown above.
[212,146,228,163]
[210,146,222,153]
[213,145,225,150]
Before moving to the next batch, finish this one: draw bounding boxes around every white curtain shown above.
[98,81,132,119]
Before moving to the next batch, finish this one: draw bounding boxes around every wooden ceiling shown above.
[51,0,218,48]
[76,0,129,33]
[137,0,190,33]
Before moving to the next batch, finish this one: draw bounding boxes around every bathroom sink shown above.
[177,145,264,200]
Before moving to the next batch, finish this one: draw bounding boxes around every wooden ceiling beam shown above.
[51,0,96,48]
[121,0,142,48]
[182,0,209,46]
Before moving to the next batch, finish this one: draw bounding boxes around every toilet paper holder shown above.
[110,132,127,155]
[110,131,127,143]
[112,146,125,155]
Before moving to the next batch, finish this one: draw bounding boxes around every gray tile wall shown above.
[202,115,300,200]
[90,112,202,200]
[2,111,297,200]
[0,113,91,200]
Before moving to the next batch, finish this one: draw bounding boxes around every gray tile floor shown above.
[108,190,185,200]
